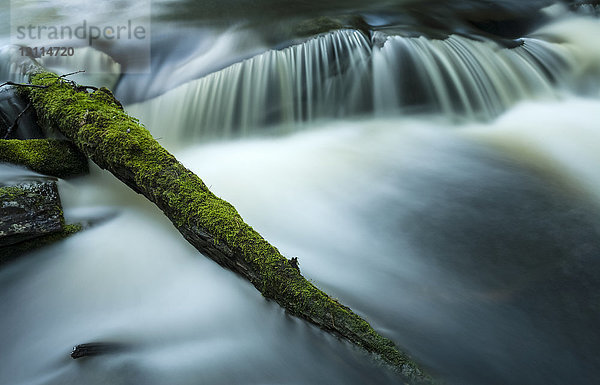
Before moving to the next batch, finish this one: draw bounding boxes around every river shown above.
[1,1,600,384]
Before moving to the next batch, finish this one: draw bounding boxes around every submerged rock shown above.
[71,342,126,359]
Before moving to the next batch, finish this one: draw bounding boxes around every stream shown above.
[1,1,600,384]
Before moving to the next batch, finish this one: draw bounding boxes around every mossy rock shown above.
[0,223,82,265]
[0,180,63,248]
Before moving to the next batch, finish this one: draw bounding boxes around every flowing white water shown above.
[532,16,600,94]
[372,33,570,118]
[463,97,600,202]
[127,29,372,141]
[0,46,42,83]
[2,4,600,385]
[2,95,600,385]
[127,21,593,144]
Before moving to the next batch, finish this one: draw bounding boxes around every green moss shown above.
[20,72,431,383]
[0,185,23,199]
[0,139,88,178]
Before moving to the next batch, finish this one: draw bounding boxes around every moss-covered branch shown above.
[0,139,88,178]
[20,72,431,383]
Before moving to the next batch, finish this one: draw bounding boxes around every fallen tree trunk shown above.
[0,139,88,178]
[21,72,430,382]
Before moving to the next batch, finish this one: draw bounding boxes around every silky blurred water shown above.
[3,96,600,384]
[1,1,600,385]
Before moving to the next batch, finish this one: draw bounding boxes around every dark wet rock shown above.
[0,181,63,248]
[0,179,87,264]
[0,88,44,140]
[1,223,82,264]
[294,15,370,38]
[294,16,345,37]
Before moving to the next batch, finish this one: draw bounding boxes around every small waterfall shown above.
[0,45,119,89]
[372,33,571,119]
[127,26,583,143]
[532,17,600,95]
[0,46,43,83]
[0,46,45,139]
[127,29,372,142]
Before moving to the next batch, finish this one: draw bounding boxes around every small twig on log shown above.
[40,70,94,90]
[59,70,86,79]
[39,70,85,81]
[2,102,32,139]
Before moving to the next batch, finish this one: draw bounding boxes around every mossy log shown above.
[0,139,88,178]
[20,72,430,383]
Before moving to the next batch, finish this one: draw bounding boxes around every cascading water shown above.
[372,33,570,118]
[128,22,585,144]
[2,2,600,385]
[0,46,42,84]
[127,30,372,140]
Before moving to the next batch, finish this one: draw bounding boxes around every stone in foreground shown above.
[0,181,63,247]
